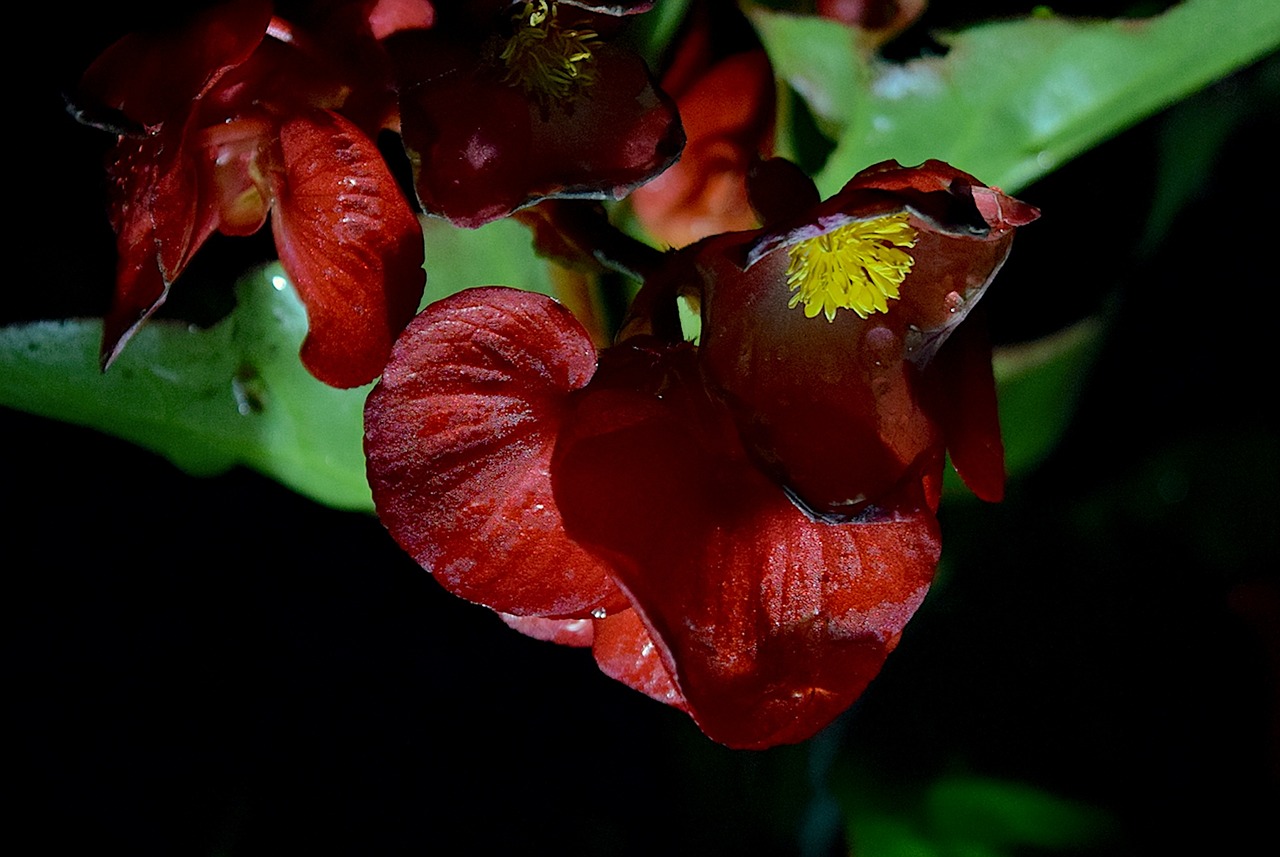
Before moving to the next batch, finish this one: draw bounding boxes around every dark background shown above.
[11,2,1277,854]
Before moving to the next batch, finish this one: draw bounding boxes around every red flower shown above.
[79,0,429,388]
[364,160,1037,747]
[387,0,684,227]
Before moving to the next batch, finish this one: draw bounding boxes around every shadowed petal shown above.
[555,344,941,748]
[396,38,683,227]
[271,110,426,388]
[365,288,626,618]
[79,0,272,127]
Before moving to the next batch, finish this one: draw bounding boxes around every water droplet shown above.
[944,291,964,314]
[590,607,607,619]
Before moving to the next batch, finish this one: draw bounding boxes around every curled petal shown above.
[365,288,625,618]
[271,109,426,388]
[100,131,220,370]
[555,345,941,747]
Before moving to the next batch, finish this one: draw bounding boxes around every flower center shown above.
[785,213,917,322]
[500,1,599,104]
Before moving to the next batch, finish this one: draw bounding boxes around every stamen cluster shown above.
[500,1,600,103]
[785,213,917,321]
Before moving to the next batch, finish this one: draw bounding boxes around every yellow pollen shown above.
[785,213,917,322]
[500,1,600,103]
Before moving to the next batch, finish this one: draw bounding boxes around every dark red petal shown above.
[397,40,683,228]
[365,287,626,618]
[747,157,820,228]
[893,213,1018,361]
[79,0,271,127]
[555,345,941,748]
[100,132,220,369]
[925,309,1005,502]
[500,613,594,647]
[696,242,941,518]
[592,609,687,710]
[101,230,169,372]
[692,161,1036,514]
[270,109,426,388]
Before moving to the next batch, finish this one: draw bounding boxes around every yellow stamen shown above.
[500,1,599,104]
[785,214,917,322]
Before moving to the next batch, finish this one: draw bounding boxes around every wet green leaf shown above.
[0,217,559,510]
[750,0,1280,195]
[420,215,556,307]
[0,265,373,510]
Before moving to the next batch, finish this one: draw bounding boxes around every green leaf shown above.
[1,217,559,510]
[420,215,557,307]
[992,317,1103,479]
[0,265,374,510]
[750,0,1280,195]
[620,0,692,70]
[926,775,1116,850]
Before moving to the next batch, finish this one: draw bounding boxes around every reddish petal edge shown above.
[272,109,426,389]
[592,609,687,711]
[365,287,627,619]
[926,309,1005,502]
[500,613,595,647]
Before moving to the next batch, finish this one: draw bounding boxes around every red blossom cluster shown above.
[78,0,1038,747]
[79,0,680,386]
